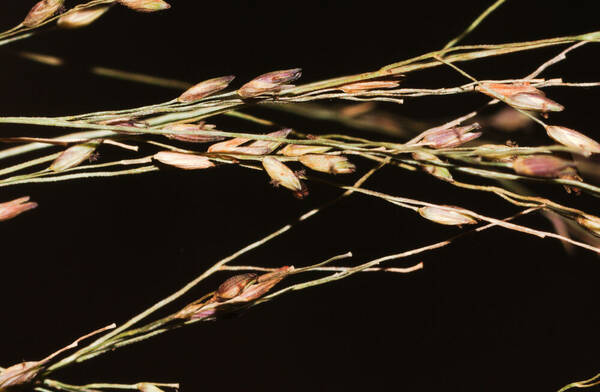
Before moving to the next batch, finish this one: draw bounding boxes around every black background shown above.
[2,1,600,391]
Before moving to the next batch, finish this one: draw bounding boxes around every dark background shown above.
[2,1,600,391]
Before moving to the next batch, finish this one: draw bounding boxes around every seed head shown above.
[162,123,224,143]
[50,139,101,172]
[57,5,111,29]
[512,155,573,178]
[298,154,356,174]
[177,76,235,102]
[117,0,171,12]
[262,156,306,197]
[422,123,482,149]
[418,206,477,226]
[280,144,332,156]
[545,125,600,157]
[237,68,302,98]
[23,0,65,27]
[153,151,215,170]
[0,197,38,222]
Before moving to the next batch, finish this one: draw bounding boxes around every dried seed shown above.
[237,68,302,98]
[545,125,600,157]
[23,0,64,27]
[153,151,215,170]
[215,273,257,302]
[512,155,573,178]
[298,154,356,174]
[422,123,482,149]
[236,266,294,302]
[0,197,38,222]
[418,206,477,226]
[117,0,170,12]
[50,139,101,172]
[178,76,235,102]
[262,156,304,195]
[475,82,540,98]
[506,92,564,112]
[57,5,111,29]
[162,123,224,143]
[339,80,400,94]
[280,144,332,157]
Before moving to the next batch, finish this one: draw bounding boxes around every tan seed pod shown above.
[50,139,101,172]
[475,82,540,98]
[57,5,111,29]
[506,92,564,112]
[0,197,38,222]
[421,123,482,149]
[215,273,257,302]
[262,156,303,194]
[339,80,400,94]
[236,266,294,302]
[244,129,291,154]
[512,155,573,178]
[207,130,290,155]
[117,0,171,12]
[153,151,215,170]
[23,0,65,27]
[418,206,477,226]
[237,68,302,98]
[298,154,356,174]
[162,123,224,143]
[207,137,249,153]
[178,76,235,102]
[475,144,517,163]
[545,125,600,157]
[280,144,332,157]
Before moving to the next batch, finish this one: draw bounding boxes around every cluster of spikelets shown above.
[6,0,600,233]
[0,265,292,392]
[21,0,171,29]
[402,81,600,229]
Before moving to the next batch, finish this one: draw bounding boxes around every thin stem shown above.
[443,0,507,49]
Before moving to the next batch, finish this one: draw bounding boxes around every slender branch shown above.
[443,0,507,49]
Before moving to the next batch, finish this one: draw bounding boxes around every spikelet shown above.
[57,5,111,29]
[418,206,477,226]
[117,0,171,12]
[23,0,64,27]
[237,68,302,98]
[178,76,235,102]
[153,151,215,170]
[545,125,600,157]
